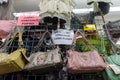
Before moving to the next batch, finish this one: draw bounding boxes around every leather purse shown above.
[102,38,120,80]
[103,54,120,80]
[0,32,28,74]
[25,31,62,73]
[67,30,106,74]
[0,20,16,38]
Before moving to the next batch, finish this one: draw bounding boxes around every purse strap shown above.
[73,30,94,50]
[100,10,120,54]
[7,32,23,48]
[100,36,108,56]
[33,30,54,52]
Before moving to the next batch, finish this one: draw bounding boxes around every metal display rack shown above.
[0,22,104,80]
[104,20,120,42]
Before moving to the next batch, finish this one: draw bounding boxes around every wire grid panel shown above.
[7,24,57,55]
[68,73,103,80]
[0,72,60,80]
[0,72,104,80]
[2,24,104,80]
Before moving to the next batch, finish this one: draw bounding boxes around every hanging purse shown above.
[0,32,28,75]
[0,20,16,38]
[103,54,120,80]
[67,30,106,74]
[102,38,120,80]
[25,31,62,73]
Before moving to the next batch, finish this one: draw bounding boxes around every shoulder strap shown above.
[100,10,120,54]
[100,36,108,56]
[73,30,94,50]
[33,30,52,52]
[7,32,23,47]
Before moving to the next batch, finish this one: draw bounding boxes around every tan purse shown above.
[67,30,106,74]
[25,31,62,73]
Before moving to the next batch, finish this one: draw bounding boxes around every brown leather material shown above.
[67,30,106,74]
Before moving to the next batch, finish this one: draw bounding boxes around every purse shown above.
[67,30,106,74]
[25,31,62,73]
[103,54,120,80]
[0,32,28,74]
[0,20,16,38]
[103,39,120,80]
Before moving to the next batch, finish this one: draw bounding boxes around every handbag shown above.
[103,39,120,80]
[103,54,120,80]
[25,31,62,73]
[67,30,106,74]
[0,20,16,38]
[0,32,28,74]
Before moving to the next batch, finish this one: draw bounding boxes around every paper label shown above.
[17,16,39,26]
[52,29,74,45]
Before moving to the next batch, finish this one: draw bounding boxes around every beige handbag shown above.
[25,31,62,73]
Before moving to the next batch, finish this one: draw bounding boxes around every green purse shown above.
[103,54,120,80]
[103,39,120,80]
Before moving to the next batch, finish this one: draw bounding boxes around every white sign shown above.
[52,29,74,45]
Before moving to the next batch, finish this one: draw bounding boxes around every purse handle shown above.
[33,30,55,52]
[7,32,23,48]
[0,31,23,53]
[73,30,94,51]
[100,36,108,56]
[100,10,120,54]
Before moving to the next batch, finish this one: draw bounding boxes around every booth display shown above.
[0,0,120,80]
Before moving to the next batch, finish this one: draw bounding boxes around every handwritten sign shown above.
[17,16,39,26]
[52,29,74,45]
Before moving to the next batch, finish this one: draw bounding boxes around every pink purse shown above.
[67,30,106,74]
[0,20,16,38]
